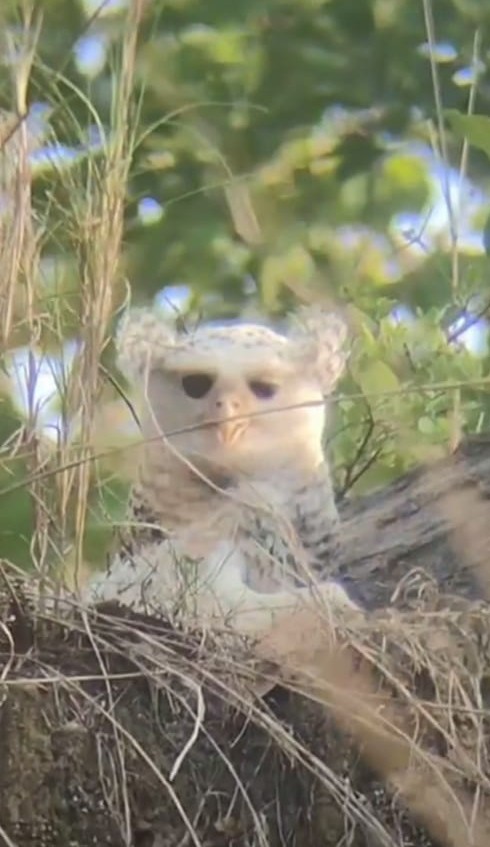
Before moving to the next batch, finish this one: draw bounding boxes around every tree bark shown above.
[0,437,489,847]
[337,434,490,607]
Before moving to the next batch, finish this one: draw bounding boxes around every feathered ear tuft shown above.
[287,306,349,394]
[115,308,177,382]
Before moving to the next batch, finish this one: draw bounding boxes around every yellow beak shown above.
[215,420,247,445]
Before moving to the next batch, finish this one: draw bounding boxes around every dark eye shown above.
[181,373,215,399]
[248,380,278,399]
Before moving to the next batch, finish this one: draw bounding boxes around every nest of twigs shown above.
[0,582,489,847]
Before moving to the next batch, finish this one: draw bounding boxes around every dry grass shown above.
[0,575,489,845]
[0,1,145,598]
[257,598,490,847]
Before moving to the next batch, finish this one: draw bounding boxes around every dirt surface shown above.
[1,436,490,846]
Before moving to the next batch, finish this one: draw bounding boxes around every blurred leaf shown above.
[224,181,263,245]
[418,415,436,435]
[446,111,490,160]
[356,361,400,397]
[260,245,315,310]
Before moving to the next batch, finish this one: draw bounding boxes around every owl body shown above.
[245,470,341,593]
[86,307,359,634]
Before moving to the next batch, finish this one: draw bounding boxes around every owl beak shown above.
[211,395,248,445]
[215,419,247,445]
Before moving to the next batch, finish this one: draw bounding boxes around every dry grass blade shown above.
[55,0,146,594]
[0,9,44,348]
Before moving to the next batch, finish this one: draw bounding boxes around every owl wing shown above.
[291,461,342,578]
[238,462,342,593]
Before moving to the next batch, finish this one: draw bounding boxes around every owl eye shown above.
[248,380,278,399]
[181,373,215,399]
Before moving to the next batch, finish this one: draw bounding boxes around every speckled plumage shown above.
[86,306,359,634]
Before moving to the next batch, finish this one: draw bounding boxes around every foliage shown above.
[0,0,490,577]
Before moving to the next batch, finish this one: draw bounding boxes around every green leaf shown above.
[445,111,490,160]
[418,416,435,435]
[357,361,399,397]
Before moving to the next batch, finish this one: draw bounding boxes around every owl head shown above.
[116,306,348,479]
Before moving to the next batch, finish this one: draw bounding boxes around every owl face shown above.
[142,353,326,479]
[119,310,347,482]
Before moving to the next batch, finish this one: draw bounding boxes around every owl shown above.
[85,306,360,635]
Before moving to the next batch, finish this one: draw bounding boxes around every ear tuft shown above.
[288,306,349,394]
[115,308,176,382]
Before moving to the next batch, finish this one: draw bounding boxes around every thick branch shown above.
[338,434,490,607]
